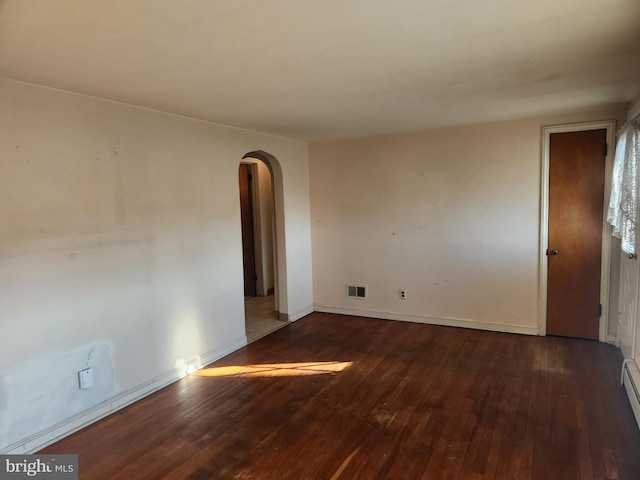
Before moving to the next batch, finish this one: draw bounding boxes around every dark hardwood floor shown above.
[41,313,640,479]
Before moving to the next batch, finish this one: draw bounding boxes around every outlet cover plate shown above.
[78,367,93,390]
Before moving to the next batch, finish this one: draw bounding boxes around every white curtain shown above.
[608,121,640,255]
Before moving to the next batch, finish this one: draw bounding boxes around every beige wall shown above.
[0,79,313,451]
[256,161,276,294]
[310,106,626,334]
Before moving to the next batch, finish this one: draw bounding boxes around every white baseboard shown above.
[288,303,315,322]
[314,304,539,336]
[1,335,247,455]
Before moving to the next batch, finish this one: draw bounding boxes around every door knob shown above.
[550,249,559,256]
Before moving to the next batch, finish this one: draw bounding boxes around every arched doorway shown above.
[239,151,288,342]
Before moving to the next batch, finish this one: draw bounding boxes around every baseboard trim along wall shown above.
[1,335,248,455]
[313,305,540,336]
[288,304,315,322]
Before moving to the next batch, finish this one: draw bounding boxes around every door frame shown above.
[239,162,258,297]
[539,120,615,341]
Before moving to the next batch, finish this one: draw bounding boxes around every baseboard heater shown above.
[622,359,640,431]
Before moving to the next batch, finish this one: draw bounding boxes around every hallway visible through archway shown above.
[244,295,285,342]
[239,155,288,342]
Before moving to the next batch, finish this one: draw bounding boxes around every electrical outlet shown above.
[78,367,93,390]
[400,289,407,299]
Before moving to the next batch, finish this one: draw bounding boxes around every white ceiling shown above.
[1,0,639,140]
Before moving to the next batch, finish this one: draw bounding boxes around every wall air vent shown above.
[347,284,367,299]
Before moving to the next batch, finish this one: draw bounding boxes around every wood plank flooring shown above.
[41,313,640,479]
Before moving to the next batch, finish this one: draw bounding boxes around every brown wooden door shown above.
[239,163,256,297]
[547,129,606,339]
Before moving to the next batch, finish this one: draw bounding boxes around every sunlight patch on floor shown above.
[196,361,353,378]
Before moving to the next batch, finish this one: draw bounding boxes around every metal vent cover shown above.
[347,284,367,298]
